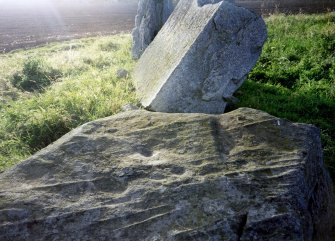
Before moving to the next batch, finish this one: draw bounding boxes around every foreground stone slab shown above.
[0,108,334,240]
[134,0,267,114]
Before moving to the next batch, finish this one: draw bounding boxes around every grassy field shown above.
[0,13,334,180]
[0,34,138,170]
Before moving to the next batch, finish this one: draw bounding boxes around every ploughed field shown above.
[1,1,335,53]
[0,2,137,53]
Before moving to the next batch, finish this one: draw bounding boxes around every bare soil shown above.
[237,0,335,14]
[0,2,137,53]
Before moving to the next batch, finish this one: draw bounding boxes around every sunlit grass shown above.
[0,34,138,171]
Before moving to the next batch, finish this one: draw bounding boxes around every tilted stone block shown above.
[134,0,267,114]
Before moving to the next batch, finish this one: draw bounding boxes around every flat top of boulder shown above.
[0,108,334,240]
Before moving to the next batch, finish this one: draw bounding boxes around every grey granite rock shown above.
[132,0,238,60]
[0,108,334,241]
[134,0,267,114]
[131,0,179,59]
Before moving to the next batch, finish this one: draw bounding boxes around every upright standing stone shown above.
[131,0,179,59]
[132,0,239,60]
[134,0,267,114]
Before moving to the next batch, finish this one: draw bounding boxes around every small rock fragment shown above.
[116,68,129,78]
[121,103,140,112]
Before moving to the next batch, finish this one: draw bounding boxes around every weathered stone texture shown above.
[132,0,238,60]
[134,0,267,114]
[132,0,179,59]
[0,108,334,240]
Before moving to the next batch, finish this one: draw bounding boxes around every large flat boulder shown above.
[0,108,334,240]
[134,0,267,114]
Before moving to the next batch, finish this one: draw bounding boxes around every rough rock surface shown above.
[131,0,237,59]
[0,108,334,241]
[131,0,179,59]
[134,0,267,114]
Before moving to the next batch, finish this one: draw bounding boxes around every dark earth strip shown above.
[0,0,334,53]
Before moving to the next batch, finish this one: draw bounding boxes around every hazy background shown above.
[0,0,138,52]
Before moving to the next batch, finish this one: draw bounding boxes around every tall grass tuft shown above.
[11,58,62,92]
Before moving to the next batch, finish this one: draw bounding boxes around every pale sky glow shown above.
[0,0,127,14]
[0,0,124,8]
[1,0,55,8]
[0,0,66,35]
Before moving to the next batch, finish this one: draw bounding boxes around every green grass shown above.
[10,57,62,92]
[0,13,334,181]
[0,34,138,170]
